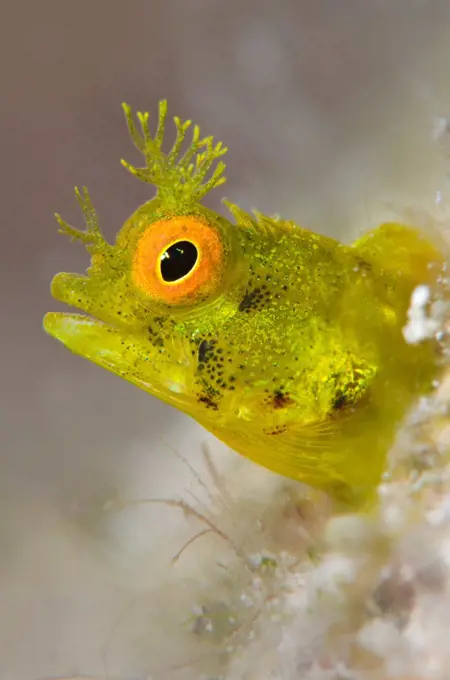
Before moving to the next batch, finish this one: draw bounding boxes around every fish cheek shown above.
[238,284,272,313]
[147,315,170,348]
[193,335,239,411]
[191,278,289,414]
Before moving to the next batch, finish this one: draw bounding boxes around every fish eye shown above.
[160,240,198,283]
[132,215,225,304]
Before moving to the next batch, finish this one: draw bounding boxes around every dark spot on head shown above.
[332,392,348,411]
[198,394,219,410]
[238,287,269,313]
[148,316,171,346]
[198,339,216,363]
[329,362,373,415]
[264,425,288,435]
[272,390,294,409]
[148,322,165,347]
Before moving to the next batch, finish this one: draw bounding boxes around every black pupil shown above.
[160,240,198,282]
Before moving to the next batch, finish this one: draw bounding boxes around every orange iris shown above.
[132,215,224,304]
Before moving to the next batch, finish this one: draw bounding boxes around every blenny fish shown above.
[44,101,444,506]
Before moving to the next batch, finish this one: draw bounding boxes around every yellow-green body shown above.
[44,101,443,506]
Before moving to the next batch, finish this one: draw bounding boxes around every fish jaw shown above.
[43,312,130,375]
[43,311,196,410]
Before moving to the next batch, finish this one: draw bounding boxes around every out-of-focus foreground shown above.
[3,2,450,679]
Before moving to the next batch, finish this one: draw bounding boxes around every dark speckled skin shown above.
[44,103,444,508]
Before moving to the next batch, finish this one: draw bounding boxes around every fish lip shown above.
[45,272,136,360]
[43,311,112,336]
[48,271,117,325]
[42,311,133,377]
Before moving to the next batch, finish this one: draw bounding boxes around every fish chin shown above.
[44,276,194,407]
[43,311,195,411]
[43,312,131,374]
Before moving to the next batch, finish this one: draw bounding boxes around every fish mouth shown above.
[43,271,133,376]
[43,272,191,405]
[43,310,165,400]
[43,312,190,408]
[43,311,131,375]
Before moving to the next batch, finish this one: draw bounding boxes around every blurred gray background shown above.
[3,1,450,678]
